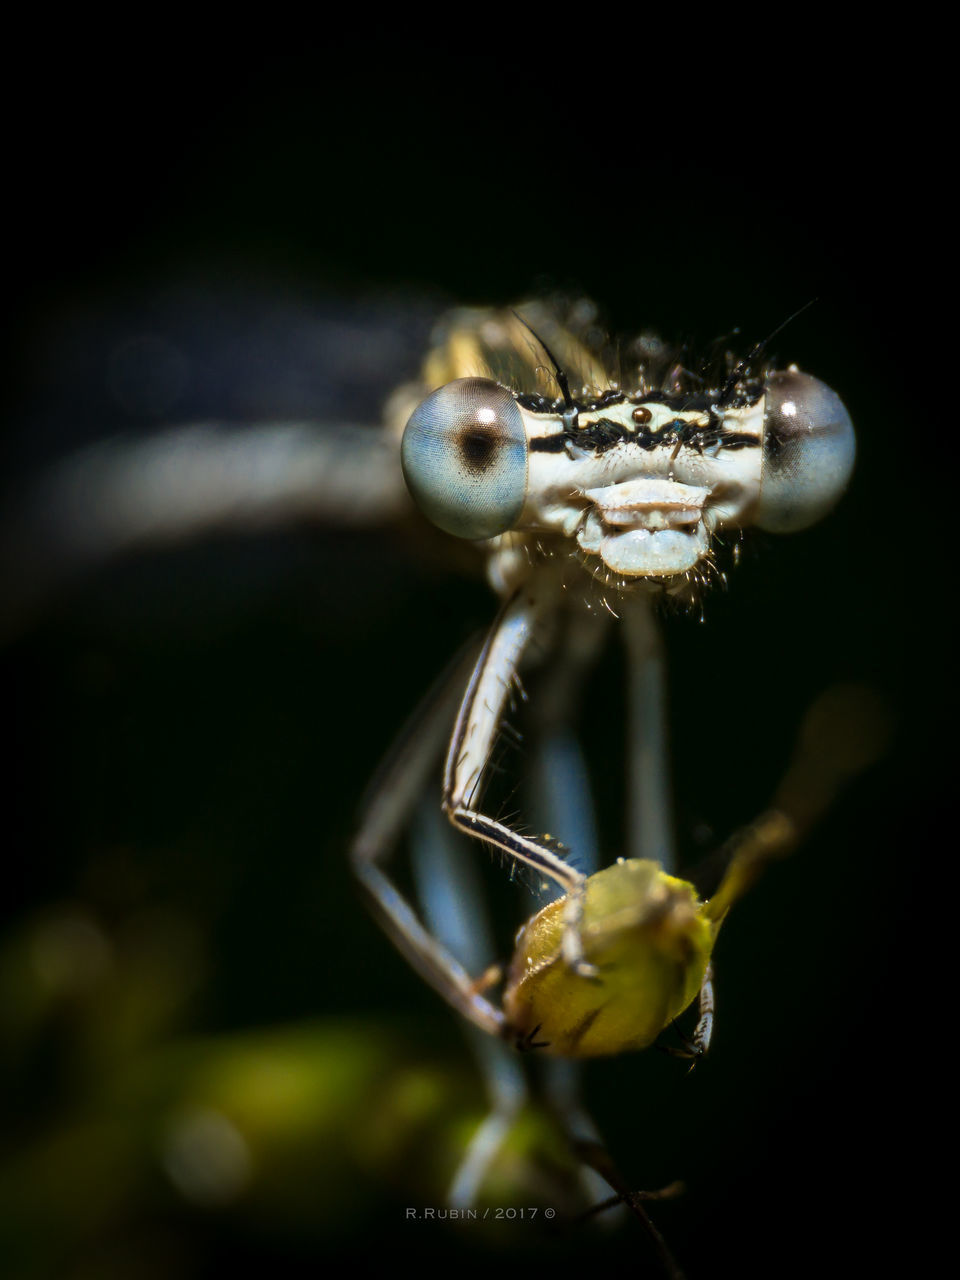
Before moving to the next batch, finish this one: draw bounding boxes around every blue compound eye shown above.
[401,378,528,540]
[754,370,855,533]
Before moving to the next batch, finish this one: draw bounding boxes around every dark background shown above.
[1,35,926,1280]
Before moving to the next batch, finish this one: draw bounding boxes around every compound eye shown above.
[754,370,855,533]
[401,377,528,540]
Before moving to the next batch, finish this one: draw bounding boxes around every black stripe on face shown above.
[529,421,762,457]
[529,433,571,454]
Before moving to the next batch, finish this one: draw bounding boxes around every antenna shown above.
[715,299,817,408]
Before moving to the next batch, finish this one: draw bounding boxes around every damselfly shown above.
[1,287,883,1277]
[344,299,882,1264]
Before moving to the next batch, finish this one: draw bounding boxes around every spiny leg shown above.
[350,645,505,1038]
[690,963,715,1059]
[442,577,596,973]
[662,963,715,1066]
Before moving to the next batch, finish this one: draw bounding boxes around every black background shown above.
[1,32,929,1280]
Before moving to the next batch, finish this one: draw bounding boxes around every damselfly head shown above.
[401,310,854,598]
